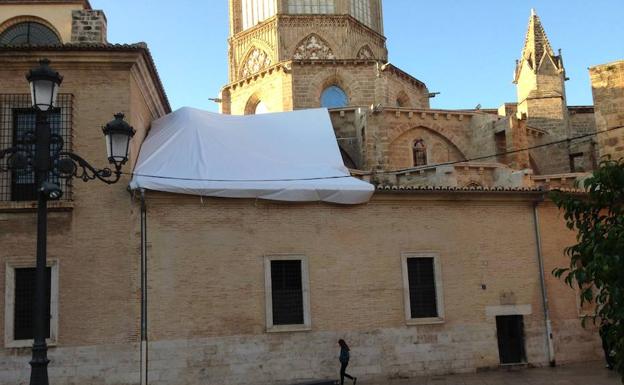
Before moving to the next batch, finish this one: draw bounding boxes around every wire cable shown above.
[124,124,624,182]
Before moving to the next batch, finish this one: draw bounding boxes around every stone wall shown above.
[141,194,600,384]
[224,64,292,115]
[590,60,624,160]
[71,9,107,43]
[0,190,602,385]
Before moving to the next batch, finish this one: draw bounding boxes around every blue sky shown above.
[91,0,624,112]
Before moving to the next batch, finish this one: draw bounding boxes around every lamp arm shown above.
[0,146,28,172]
[58,151,123,185]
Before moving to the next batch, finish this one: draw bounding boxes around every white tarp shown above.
[129,107,374,204]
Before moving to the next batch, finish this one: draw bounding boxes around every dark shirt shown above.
[339,347,350,363]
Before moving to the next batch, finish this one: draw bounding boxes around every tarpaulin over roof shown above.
[129,107,374,204]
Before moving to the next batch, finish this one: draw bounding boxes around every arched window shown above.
[321,86,348,108]
[413,139,427,167]
[396,92,410,108]
[0,22,60,45]
[254,101,269,114]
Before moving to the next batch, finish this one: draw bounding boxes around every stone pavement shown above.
[354,361,620,385]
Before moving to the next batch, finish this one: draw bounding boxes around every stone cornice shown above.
[0,44,171,113]
[221,61,291,92]
[381,64,427,89]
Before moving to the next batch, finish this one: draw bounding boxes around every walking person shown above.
[338,339,357,385]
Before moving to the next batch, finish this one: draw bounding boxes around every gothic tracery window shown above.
[357,45,375,60]
[413,139,427,167]
[241,47,272,78]
[293,34,335,60]
[0,22,60,45]
[287,0,335,14]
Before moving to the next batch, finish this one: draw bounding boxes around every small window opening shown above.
[321,86,348,109]
[413,139,427,167]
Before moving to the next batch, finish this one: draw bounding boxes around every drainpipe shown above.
[532,199,556,367]
[140,189,149,385]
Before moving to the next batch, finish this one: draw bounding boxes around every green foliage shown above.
[551,158,624,378]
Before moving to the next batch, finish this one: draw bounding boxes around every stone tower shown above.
[221,0,430,115]
[513,9,570,173]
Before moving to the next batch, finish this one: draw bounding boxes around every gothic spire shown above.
[521,9,556,70]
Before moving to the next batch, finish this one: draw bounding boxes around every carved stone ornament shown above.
[357,45,374,59]
[293,34,336,60]
[241,47,272,78]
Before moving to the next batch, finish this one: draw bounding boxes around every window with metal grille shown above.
[407,257,438,318]
[0,22,61,45]
[14,267,51,340]
[0,94,72,202]
[270,260,304,325]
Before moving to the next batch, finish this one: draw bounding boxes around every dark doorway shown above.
[496,315,526,364]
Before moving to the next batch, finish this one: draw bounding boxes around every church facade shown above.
[220,1,622,187]
[0,1,623,385]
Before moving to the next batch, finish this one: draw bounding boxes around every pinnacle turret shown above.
[514,9,563,82]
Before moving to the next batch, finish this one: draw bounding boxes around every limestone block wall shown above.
[590,60,624,160]
[364,109,477,172]
[291,61,380,108]
[380,66,430,109]
[387,127,463,169]
[228,13,387,83]
[275,15,387,62]
[70,9,107,43]
[223,64,293,115]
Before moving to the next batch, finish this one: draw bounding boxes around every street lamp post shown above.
[0,59,135,385]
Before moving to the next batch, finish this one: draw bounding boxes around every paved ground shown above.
[355,361,620,385]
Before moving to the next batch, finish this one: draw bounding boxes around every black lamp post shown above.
[0,59,135,385]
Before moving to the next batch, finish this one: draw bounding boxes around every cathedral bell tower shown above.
[220,0,428,115]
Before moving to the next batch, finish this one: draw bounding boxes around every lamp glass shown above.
[106,132,130,163]
[30,79,57,111]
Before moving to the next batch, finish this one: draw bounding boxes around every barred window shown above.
[288,0,335,14]
[0,94,72,202]
[350,0,371,27]
[242,0,277,30]
[402,253,445,324]
[14,267,51,340]
[4,261,59,347]
[265,256,311,331]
